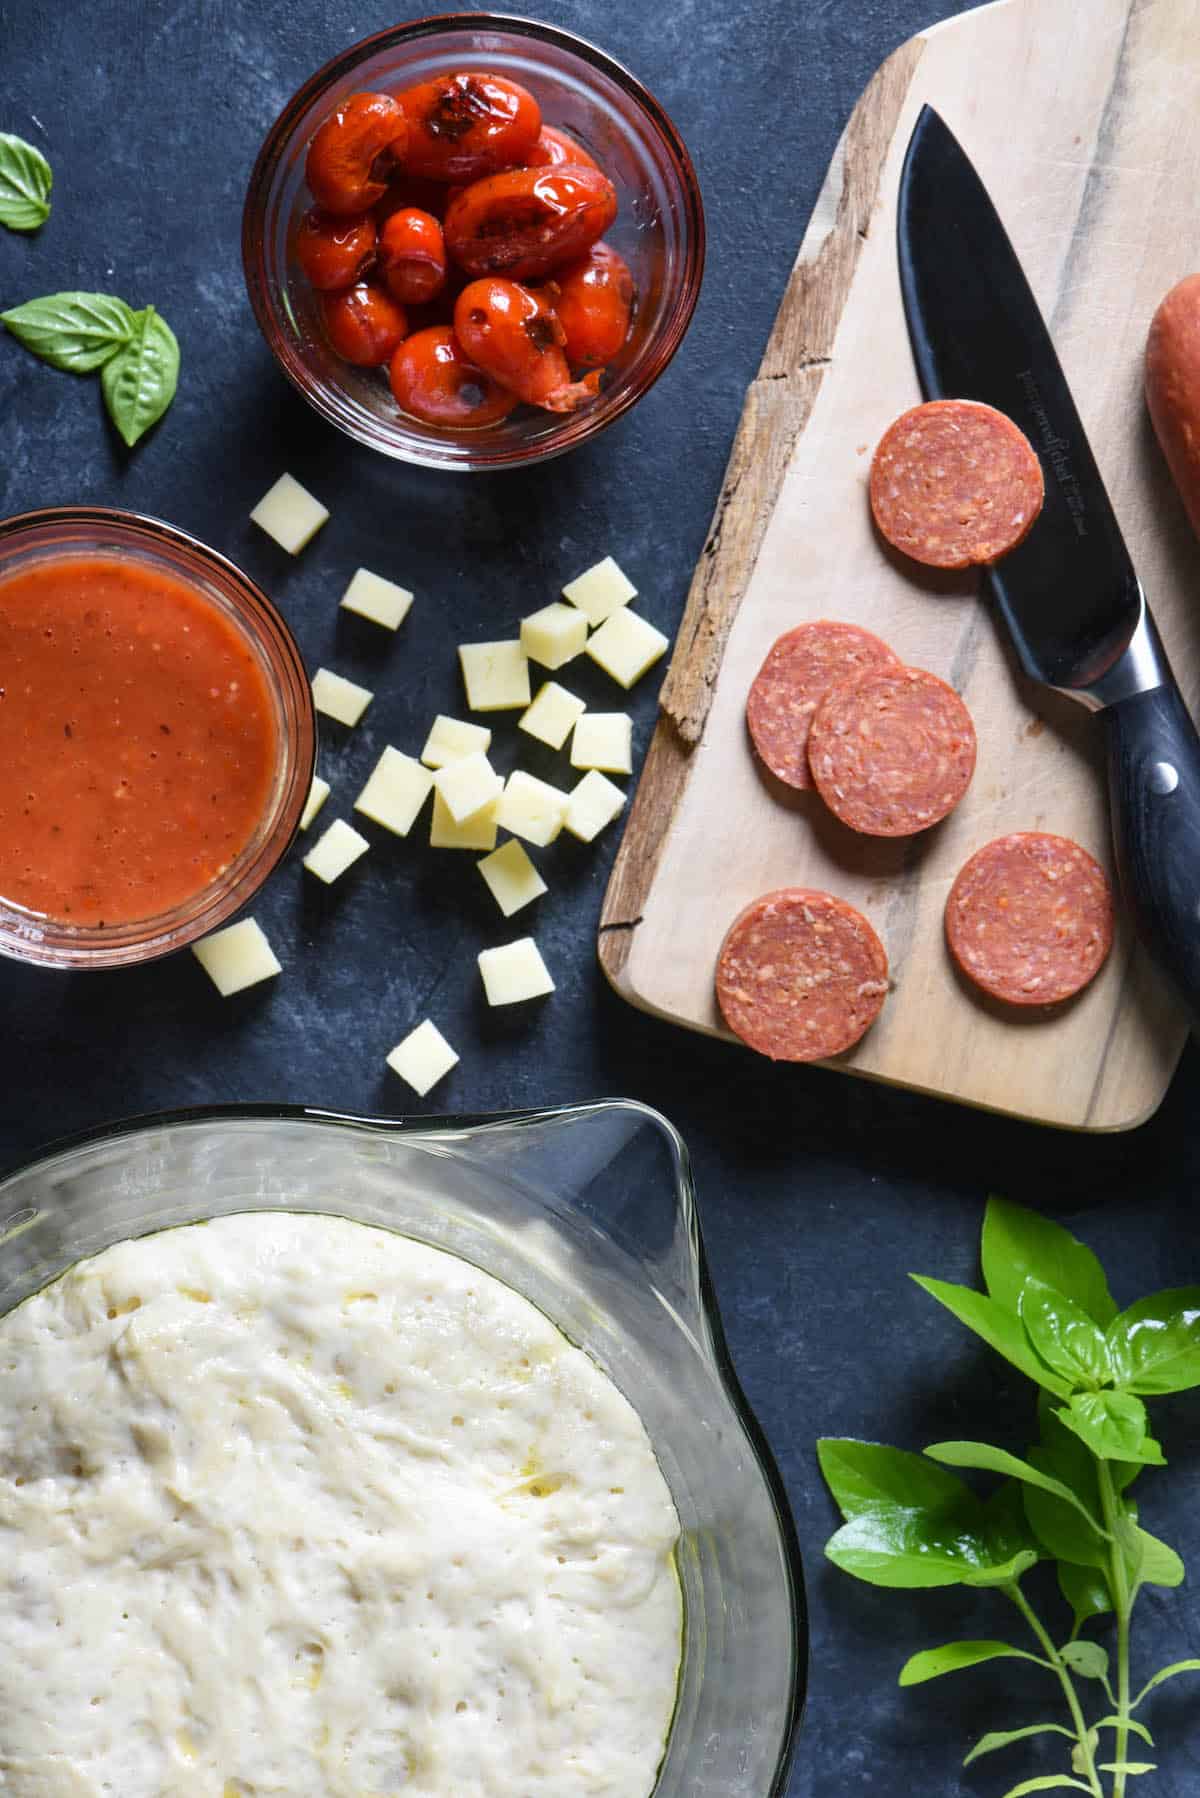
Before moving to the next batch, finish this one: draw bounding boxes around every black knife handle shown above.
[1105,676,1200,1028]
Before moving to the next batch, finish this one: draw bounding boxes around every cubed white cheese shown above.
[561,554,637,625]
[340,567,413,631]
[495,770,569,846]
[420,715,492,769]
[429,790,499,851]
[571,711,633,774]
[192,918,281,996]
[432,750,503,824]
[354,747,433,836]
[303,818,370,883]
[299,774,331,832]
[519,602,589,670]
[586,608,670,690]
[249,473,329,555]
[478,937,555,1006]
[477,838,547,917]
[565,770,626,842]
[386,1019,459,1097]
[459,640,531,711]
[311,667,373,727]
[519,681,586,751]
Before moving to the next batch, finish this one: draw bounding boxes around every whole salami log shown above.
[807,665,976,836]
[715,887,889,1061]
[869,399,1044,569]
[1145,274,1200,541]
[746,620,900,789]
[945,832,1114,1006]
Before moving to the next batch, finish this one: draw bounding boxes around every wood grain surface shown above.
[599,0,1200,1130]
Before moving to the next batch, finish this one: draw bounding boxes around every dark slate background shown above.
[3,2,1199,1793]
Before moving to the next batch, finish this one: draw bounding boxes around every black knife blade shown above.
[898,103,1200,1032]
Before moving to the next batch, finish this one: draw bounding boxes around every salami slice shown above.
[715,887,889,1061]
[869,399,1044,569]
[746,620,900,789]
[807,665,976,836]
[945,832,1114,1006]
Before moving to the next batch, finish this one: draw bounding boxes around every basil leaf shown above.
[101,305,179,446]
[1094,1715,1155,1747]
[1132,1658,1200,1709]
[925,1440,1109,1538]
[1096,1764,1156,1777]
[1106,1287,1200,1394]
[0,131,52,230]
[898,1640,1050,1686]
[983,1197,1117,1326]
[1060,1639,1110,1682]
[995,1779,1093,1795]
[964,1722,1076,1765]
[1020,1278,1113,1389]
[1056,1392,1165,1464]
[911,1276,1071,1396]
[963,1547,1039,1588]
[1057,1560,1113,1626]
[1,290,136,372]
[1132,1526,1184,1590]
[817,1438,973,1521]
[819,1440,1009,1586]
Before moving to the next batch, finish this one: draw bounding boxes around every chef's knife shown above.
[898,103,1200,1027]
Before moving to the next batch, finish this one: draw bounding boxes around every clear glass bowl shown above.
[0,507,315,971]
[242,14,705,471]
[0,1100,805,1794]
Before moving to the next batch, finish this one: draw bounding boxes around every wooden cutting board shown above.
[599,0,1200,1131]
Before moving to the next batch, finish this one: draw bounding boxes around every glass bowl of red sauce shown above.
[0,508,315,971]
[242,14,705,471]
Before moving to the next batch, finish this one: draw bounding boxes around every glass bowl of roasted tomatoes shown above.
[242,13,705,471]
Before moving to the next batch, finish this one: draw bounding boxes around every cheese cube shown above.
[192,918,281,996]
[586,609,670,689]
[565,770,626,842]
[430,790,498,850]
[303,818,370,883]
[459,640,531,711]
[421,715,492,769]
[299,774,330,832]
[519,681,586,751]
[478,839,547,917]
[571,711,633,774]
[520,602,588,670]
[561,554,637,625]
[432,750,503,824]
[354,747,433,836]
[495,770,569,846]
[249,473,329,555]
[312,667,373,727]
[340,567,413,631]
[386,1019,459,1097]
[478,937,555,1006]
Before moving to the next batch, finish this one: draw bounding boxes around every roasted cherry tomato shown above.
[294,206,377,291]
[378,207,448,306]
[552,241,634,366]
[454,278,601,413]
[443,165,618,281]
[305,92,409,214]
[321,283,409,366]
[388,325,519,428]
[395,71,541,183]
[524,123,599,172]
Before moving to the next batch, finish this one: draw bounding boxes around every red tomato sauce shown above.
[0,555,278,926]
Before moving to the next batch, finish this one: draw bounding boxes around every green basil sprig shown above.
[0,131,52,231]
[1,291,179,446]
[818,1197,1200,1798]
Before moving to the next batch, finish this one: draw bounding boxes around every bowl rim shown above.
[0,1095,807,1789]
[241,10,707,471]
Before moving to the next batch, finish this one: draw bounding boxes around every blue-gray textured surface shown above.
[2,1,1199,1793]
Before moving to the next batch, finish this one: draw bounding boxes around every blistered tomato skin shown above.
[305,92,409,214]
[524,123,600,172]
[388,325,519,428]
[553,241,634,366]
[378,208,448,306]
[396,71,541,183]
[294,207,377,291]
[321,284,409,366]
[443,165,619,281]
[454,277,601,413]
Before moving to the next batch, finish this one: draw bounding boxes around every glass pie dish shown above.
[0,1099,804,1795]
